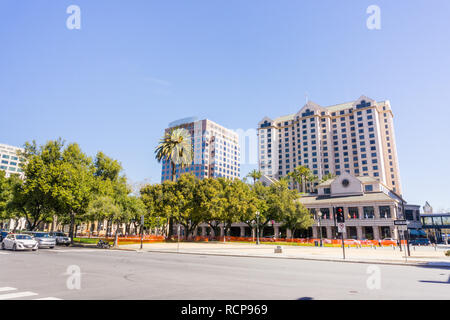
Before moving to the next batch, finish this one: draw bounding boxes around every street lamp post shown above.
[256,211,260,245]
[318,211,323,247]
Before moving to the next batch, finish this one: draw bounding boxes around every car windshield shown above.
[34,233,50,238]
[16,235,32,240]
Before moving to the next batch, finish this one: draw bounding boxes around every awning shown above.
[409,229,427,236]
[418,230,427,236]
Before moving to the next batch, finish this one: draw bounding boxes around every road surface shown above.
[0,247,448,300]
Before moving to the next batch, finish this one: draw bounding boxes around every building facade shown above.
[0,143,24,178]
[300,172,412,241]
[161,118,240,182]
[257,95,402,194]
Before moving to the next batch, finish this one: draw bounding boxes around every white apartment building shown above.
[257,95,402,194]
[0,143,25,178]
[161,117,240,182]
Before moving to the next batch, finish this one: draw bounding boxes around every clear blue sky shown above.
[1,1,449,211]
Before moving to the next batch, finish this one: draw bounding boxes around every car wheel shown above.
[65,244,70,247]
[50,246,54,249]
[1,243,5,250]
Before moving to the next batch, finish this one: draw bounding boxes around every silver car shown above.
[49,231,71,246]
[1,234,39,251]
[30,232,56,249]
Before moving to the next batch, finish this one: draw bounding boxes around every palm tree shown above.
[246,169,262,184]
[155,128,193,237]
[320,172,336,183]
[305,173,319,193]
[155,128,193,182]
[288,165,311,193]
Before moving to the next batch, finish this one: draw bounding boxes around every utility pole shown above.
[140,215,144,250]
[401,200,410,256]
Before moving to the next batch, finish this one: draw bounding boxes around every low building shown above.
[191,172,421,241]
[420,203,450,244]
[299,172,408,240]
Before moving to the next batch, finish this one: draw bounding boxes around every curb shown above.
[117,247,450,268]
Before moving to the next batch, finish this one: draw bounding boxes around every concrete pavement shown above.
[118,241,450,266]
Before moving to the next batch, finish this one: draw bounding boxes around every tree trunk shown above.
[69,213,75,245]
[114,222,120,247]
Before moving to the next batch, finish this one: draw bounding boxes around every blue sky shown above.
[1,1,449,211]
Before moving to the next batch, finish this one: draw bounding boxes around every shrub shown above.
[445,250,450,257]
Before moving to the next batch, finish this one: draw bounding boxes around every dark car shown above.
[409,238,430,246]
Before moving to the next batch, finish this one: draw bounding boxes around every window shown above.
[363,207,374,219]
[379,206,391,218]
[364,185,373,192]
[348,207,359,219]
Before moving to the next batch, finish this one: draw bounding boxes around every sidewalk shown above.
[118,241,450,267]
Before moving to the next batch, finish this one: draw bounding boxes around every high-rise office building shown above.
[257,95,402,194]
[0,143,25,178]
[161,118,240,182]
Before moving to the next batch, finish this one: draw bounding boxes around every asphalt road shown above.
[0,247,449,300]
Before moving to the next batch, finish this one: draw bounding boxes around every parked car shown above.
[1,234,39,251]
[409,238,431,246]
[28,232,56,249]
[49,231,71,246]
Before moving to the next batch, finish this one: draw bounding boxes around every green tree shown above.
[252,179,297,238]
[140,182,173,237]
[195,178,225,238]
[0,171,12,229]
[87,196,121,246]
[282,202,314,238]
[221,179,258,239]
[12,140,66,231]
[172,174,205,240]
[123,196,147,235]
[53,143,96,242]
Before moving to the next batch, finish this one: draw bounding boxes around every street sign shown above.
[337,223,345,233]
[394,220,407,226]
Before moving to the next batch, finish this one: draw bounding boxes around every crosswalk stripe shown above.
[0,287,17,292]
[0,291,38,300]
[33,297,62,300]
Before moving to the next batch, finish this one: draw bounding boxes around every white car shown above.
[1,234,39,251]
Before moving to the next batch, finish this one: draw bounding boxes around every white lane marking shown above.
[0,291,38,300]
[0,287,17,292]
[33,297,62,300]
[0,252,10,255]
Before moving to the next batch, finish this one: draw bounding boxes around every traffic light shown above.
[336,207,345,223]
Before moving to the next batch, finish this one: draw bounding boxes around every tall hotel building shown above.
[257,96,402,194]
[0,143,25,178]
[161,117,240,182]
